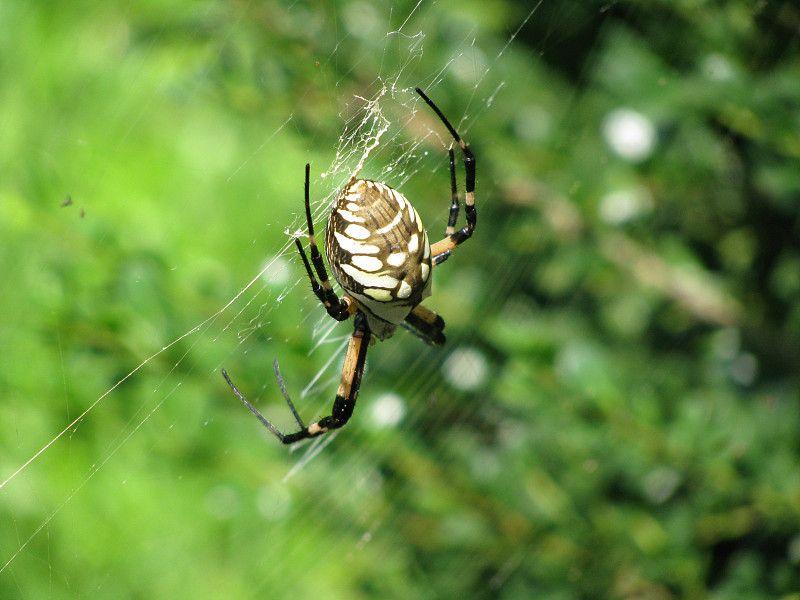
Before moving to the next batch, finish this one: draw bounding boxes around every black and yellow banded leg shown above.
[222,315,372,445]
[295,163,358,322]
[431,147,460,266]
[402,304,446,346]
[415,88,476,266]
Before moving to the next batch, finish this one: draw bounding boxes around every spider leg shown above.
[445,147,460,236]
[402,304,446,346]
[223,315,372,445]
[415,88,476,265]
[296,163,357,322]
[222,366,302,442]
[431,147,460,266]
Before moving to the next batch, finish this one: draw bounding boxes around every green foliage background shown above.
[2,1,799,599]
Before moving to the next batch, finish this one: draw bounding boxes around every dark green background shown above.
[2,1,799,598]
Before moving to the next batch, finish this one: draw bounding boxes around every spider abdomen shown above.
[325,179,432,339]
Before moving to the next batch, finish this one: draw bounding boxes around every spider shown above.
[222,87,475,444]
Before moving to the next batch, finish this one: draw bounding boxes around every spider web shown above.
[0,1,539,595]
[5,2,794,598]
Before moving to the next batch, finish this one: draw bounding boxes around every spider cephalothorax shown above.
[223,87,476,444]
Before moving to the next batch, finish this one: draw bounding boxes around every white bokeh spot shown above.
[602,108,656,163]
[598,187,653,224]
[261,255,292,286]
[368,392,406,429]
[443,347,488,391]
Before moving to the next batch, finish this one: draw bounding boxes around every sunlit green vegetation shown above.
[2,1,799,598]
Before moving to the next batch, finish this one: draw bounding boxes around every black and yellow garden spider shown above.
[222,88,475,444]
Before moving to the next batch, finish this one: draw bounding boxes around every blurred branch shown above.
[600,232,743,327]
